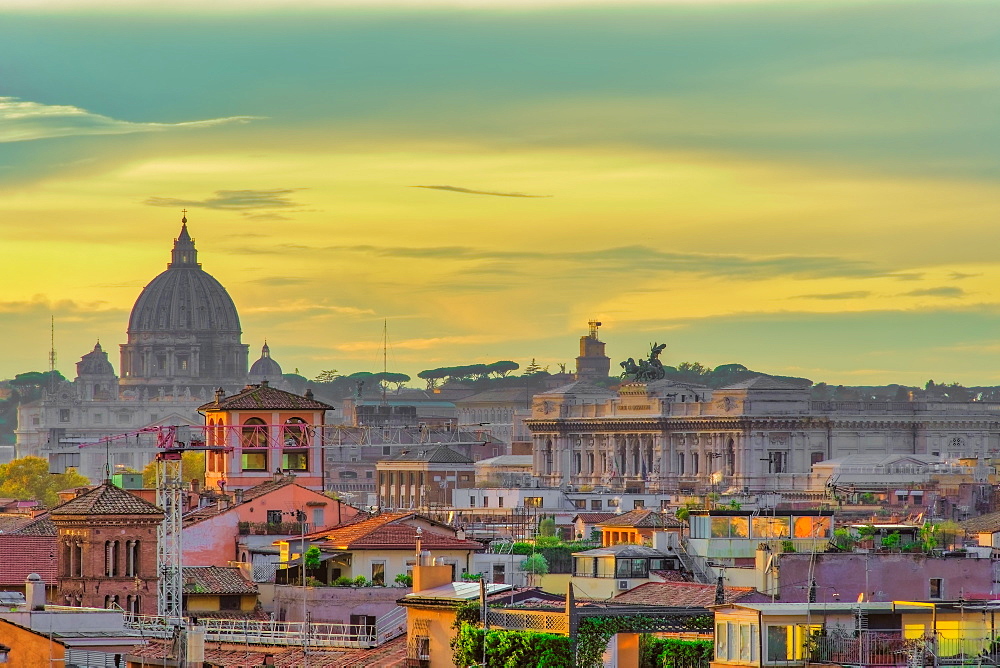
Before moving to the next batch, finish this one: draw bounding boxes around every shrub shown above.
[394,573,413,587]
[520,553,549,575]
[333,576,353,586]
[353,575,369,587]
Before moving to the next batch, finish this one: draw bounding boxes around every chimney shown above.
[305,388,314,400]
[190,479,201,494]
[25,573,45,611]
[261,379,269,388]
[214,387,225,403]
[234,489,244,504]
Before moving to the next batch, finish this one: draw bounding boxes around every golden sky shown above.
[3,1,1000,386]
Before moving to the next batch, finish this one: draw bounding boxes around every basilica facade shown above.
[525,376,1000,495]
[15,217,282,481]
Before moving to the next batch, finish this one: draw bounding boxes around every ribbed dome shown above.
[127,221,241,334]
[77,342,115,376]
[249,342,283,379]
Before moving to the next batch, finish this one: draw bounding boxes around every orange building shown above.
[200,381,333,492]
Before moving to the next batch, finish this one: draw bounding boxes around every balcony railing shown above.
[237,521,309,535]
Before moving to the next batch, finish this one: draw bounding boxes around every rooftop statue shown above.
[620,342,667,382]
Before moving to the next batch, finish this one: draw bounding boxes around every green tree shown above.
[487,361,519,378]
[520,553,549,576]
[304,546,322,570]
[538,517,557,537]
[0,456,89,508]
[141,451,206,488]
[311,369,340,383]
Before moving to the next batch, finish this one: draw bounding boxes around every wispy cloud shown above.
[792,291,871,300]
[902,286,965,298]
[412,185,552,198]
[0,97,259,143]
[145,189,304,212]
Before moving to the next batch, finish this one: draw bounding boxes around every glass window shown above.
[524,497,543,508]
[615,559,629,578]
[794,516,831,538]
[753,516,791,539]
[716,623,728,659]
[241,417,267,448]
[767,625,790,662]
[371,561,385,586]
[930,578,943,599]
[283,417,309,446]
[591,500,602,510]
[282,451,308,471]
[242,451,267,471]
[740,623,751,661]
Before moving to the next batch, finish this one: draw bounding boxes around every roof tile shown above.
[200,383,333,411]
[50,484,162,516]
[612,581,755,607]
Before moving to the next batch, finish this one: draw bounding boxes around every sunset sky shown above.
[3,0,1000,387]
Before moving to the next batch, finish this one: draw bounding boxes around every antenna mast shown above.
[48,316,57,392]
[381,319,388,406]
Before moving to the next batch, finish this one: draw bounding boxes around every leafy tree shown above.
[487,361,519,378]
[8,371,66,403]
[417,367,449,389]
[311,369,340,383]
[372,372,410,392]
[0,456,89,508]
[304,546,322,570]
[141,451,206,488]
[520,553,549,576]
[538,517,557,537]
[523,358,549,376]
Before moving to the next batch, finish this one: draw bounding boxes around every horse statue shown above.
[620,342,667,382]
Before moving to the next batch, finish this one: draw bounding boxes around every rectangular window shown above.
[59,409,70,423]
[282,450,309,471]
[930,578,943,599]
[768,451,787,474]
[574,500,586,509]
[469,497,476,507]
[266,510,282,525]
[94,413,103,424]
[633,500,645,509]
[524,497,543,508]
[371,561,385,586]
[591,500,603,510]
[482,496,489,508]
[242,451,268,471]
[382,446,391,455]
[219,595,241,611]
[607,498,618,507]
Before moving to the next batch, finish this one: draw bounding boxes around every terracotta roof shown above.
[0,535,57,584]
[183,566,257,595]
[182,478,349,528]
[349,524,482,551]
[572,512,618,524]
[961,511,1000,534]
[597,509,685,529]
[306,512,481,551]
[200,383,333,411]
[387,445,473,464]
[612,581,756,607]
[9,515,56,537]
[0,515,33,534]
[50,483,162,516]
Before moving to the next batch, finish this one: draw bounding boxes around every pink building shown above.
[771,551,999,603]
[182,475,361,567]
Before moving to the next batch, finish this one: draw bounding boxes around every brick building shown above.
[51,483,162,614]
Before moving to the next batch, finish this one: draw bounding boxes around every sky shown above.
[2,0,1000,387]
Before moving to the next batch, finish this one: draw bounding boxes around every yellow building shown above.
[711,600,1000,667]
[182,566,260,618]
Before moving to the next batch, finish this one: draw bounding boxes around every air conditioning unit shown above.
[618,580,629,590]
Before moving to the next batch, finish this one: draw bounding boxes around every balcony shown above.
[237,521,310,536]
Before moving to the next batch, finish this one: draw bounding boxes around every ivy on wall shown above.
[452,624,574,668]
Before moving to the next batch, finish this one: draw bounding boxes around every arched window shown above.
[282,417,310,447]
[125,540,140,577]
[241,418,268,471]
[241,417,267,448]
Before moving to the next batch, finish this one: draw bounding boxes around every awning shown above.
[894,490,910,495]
